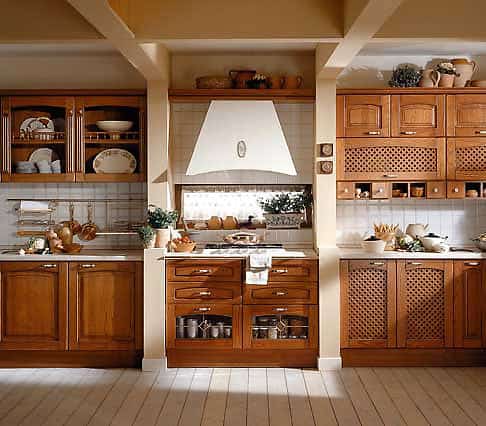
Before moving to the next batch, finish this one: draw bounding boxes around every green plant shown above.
[137,225,155,246]
[388,65,421,87]
[259,193,311,214]
[436,62,459,75]
[147,204,178,229]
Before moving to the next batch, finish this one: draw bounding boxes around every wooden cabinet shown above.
[337,95,390,137]
[337,138,446,181]
[391,94,445,137]
[447,94,486,136]
[340,260,396,348]
[269,259,317,282]
[453,261,485,348]
[397,260,453,348]
[68,262,143,351]
[167,282,241,304]
[1,96,76,182]
[447,138,486,180]
[244,283,317,305]
[0,262,68,350]
[166,259,242,282]
[242,305,318,350]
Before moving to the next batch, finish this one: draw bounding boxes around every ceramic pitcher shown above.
[452,58,478,87]
[419,69,440,87]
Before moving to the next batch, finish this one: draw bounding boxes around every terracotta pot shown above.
[223,216,239,230]
[154,228,171,249]
[282,75,303,89]
[267,75,283,89]
[419,69,440,88]
[438,73,455,88]
[207,216,223,230]
[452,58,478,87]
[229,70,256,89]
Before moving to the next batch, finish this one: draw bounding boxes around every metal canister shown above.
[186,319,198,339]
[176,317,185,338]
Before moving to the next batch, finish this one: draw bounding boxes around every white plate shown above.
[20,117,55,133]
[93,149,137,174]
[28,148,59,163]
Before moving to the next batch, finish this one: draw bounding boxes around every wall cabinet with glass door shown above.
[0,93,146,183]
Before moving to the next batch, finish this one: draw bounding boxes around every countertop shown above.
[0,249,144,262]
[339,247,486,260]
[163,248,318,260]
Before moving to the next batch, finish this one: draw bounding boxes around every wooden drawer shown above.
[447,138,486,180]
[166,259,242,282]
[447,181,465,199]
[337,138,446,181]
[244,283,317,304]
[447,94,486,136]
[268,259,317,283]
[337,181,355,199]
[426,181,446,199]
[167,282,241,304]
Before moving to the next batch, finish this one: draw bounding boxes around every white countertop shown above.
[163,248,318,259]
[0,249,143,262]
[339,247,486,260]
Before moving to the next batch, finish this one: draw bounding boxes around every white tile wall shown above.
[337,199,486,246]
[170,103,314,185]
[0,183,147,248]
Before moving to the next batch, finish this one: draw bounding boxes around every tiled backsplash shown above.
[337,199,486,246]
[0,183,147,248]
[170,103,314,185]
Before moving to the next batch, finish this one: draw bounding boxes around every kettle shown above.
[405,223,429,238]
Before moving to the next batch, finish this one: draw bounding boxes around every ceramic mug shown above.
[419,69,440,88]
[282,75,303,89]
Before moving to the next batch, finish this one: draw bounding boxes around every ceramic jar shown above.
[419,69,440,87]
[267,75,283,89]
[154,228,171,249]
[282,75,303,89]
[223,216,239,230]
[438,73,455,87]
[452,58,478,87]
[207,216,223,230]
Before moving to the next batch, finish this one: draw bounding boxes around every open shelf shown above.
[168,88,315,102]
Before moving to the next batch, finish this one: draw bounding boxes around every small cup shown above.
[210,325,220,339]
[51,160,61,174]
[36,160,52,174]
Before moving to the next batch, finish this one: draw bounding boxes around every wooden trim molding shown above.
[337,88,486,95]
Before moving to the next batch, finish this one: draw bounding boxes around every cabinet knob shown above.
[274,291,287,296]
[377,188,384,193]
[81,264,96,268]
[199,291,212,296]
[195,307,211,312]
[343,188,349,193]
[271,269,288,274]
[366,131,381,135]
[433,187,439,193]
[453,187,459,193]
[401,131,417,135]
[274,307,288,312]
[41,264,57,268]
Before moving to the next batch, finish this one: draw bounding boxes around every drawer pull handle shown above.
[475,130,486,134]
[433,187,439,193]
[453,187,460,193]
[370,262,385,266]
[272,269,289,274]
[274,307,288,312]
[274,291,288,296]
[41,264,57,268]
[196,269,211,274]
[408,262,422,266]
[401,131,416,135]
[195,307,211,312]
[199,291,212,296]
[465,262,480,266]
[343,188,349,193]
[81,264,96,268]
[383,174,398,178]
[366,131,381,135]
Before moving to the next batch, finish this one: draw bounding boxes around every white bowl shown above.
[361,239,386,254]
[96,120,133,132]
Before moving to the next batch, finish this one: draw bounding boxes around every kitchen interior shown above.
[1,1,486,425]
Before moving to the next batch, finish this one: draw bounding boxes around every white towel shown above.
[20,200,50,212]
[246,253,272,285]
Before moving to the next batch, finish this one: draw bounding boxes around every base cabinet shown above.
[0,262,68,350]
[0,261,143,366]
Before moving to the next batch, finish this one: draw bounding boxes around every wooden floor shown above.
[0,367,486,425]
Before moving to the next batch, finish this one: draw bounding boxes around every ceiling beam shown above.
[317,0,404,78]
[66,0,168,81]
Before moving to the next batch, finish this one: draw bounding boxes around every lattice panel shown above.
[348,268,388,340]
[345,146,437,173]
[405,268,444,340]
[455,146,486,171]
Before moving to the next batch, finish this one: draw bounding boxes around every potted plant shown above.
[137,224,155,249]
[147,204,178,249]
[259,193,311,229]
[388,65,421,87]
[436,62,459,88]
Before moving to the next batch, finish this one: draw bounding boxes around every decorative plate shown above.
[28,148,59,163]
[93,149,137,174]
[20,117,55,133]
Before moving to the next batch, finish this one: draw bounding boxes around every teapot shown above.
[405,223,429,238]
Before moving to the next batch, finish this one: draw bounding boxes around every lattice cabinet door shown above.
[397,260,453,348]
[336,138,446,181]
[447,139,486,180]
[340,260,397,348]
[453,261,485,348]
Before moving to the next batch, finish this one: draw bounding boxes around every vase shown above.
[143,236,156,249]
[154,228,171,249]
[419,69,440,87]
[438,73,454,87]
[452,58,478,87]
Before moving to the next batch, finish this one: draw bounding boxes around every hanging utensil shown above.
[79,203,98,241]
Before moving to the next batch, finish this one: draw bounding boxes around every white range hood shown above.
[185,100,297,176]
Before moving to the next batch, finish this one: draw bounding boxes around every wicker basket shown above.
[172,241,197,252]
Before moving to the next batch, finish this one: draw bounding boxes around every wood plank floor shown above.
[0,368,485,425]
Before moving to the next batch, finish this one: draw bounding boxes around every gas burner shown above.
[205,243,283,249]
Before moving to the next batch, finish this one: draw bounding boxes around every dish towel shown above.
[245,253,272,285]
